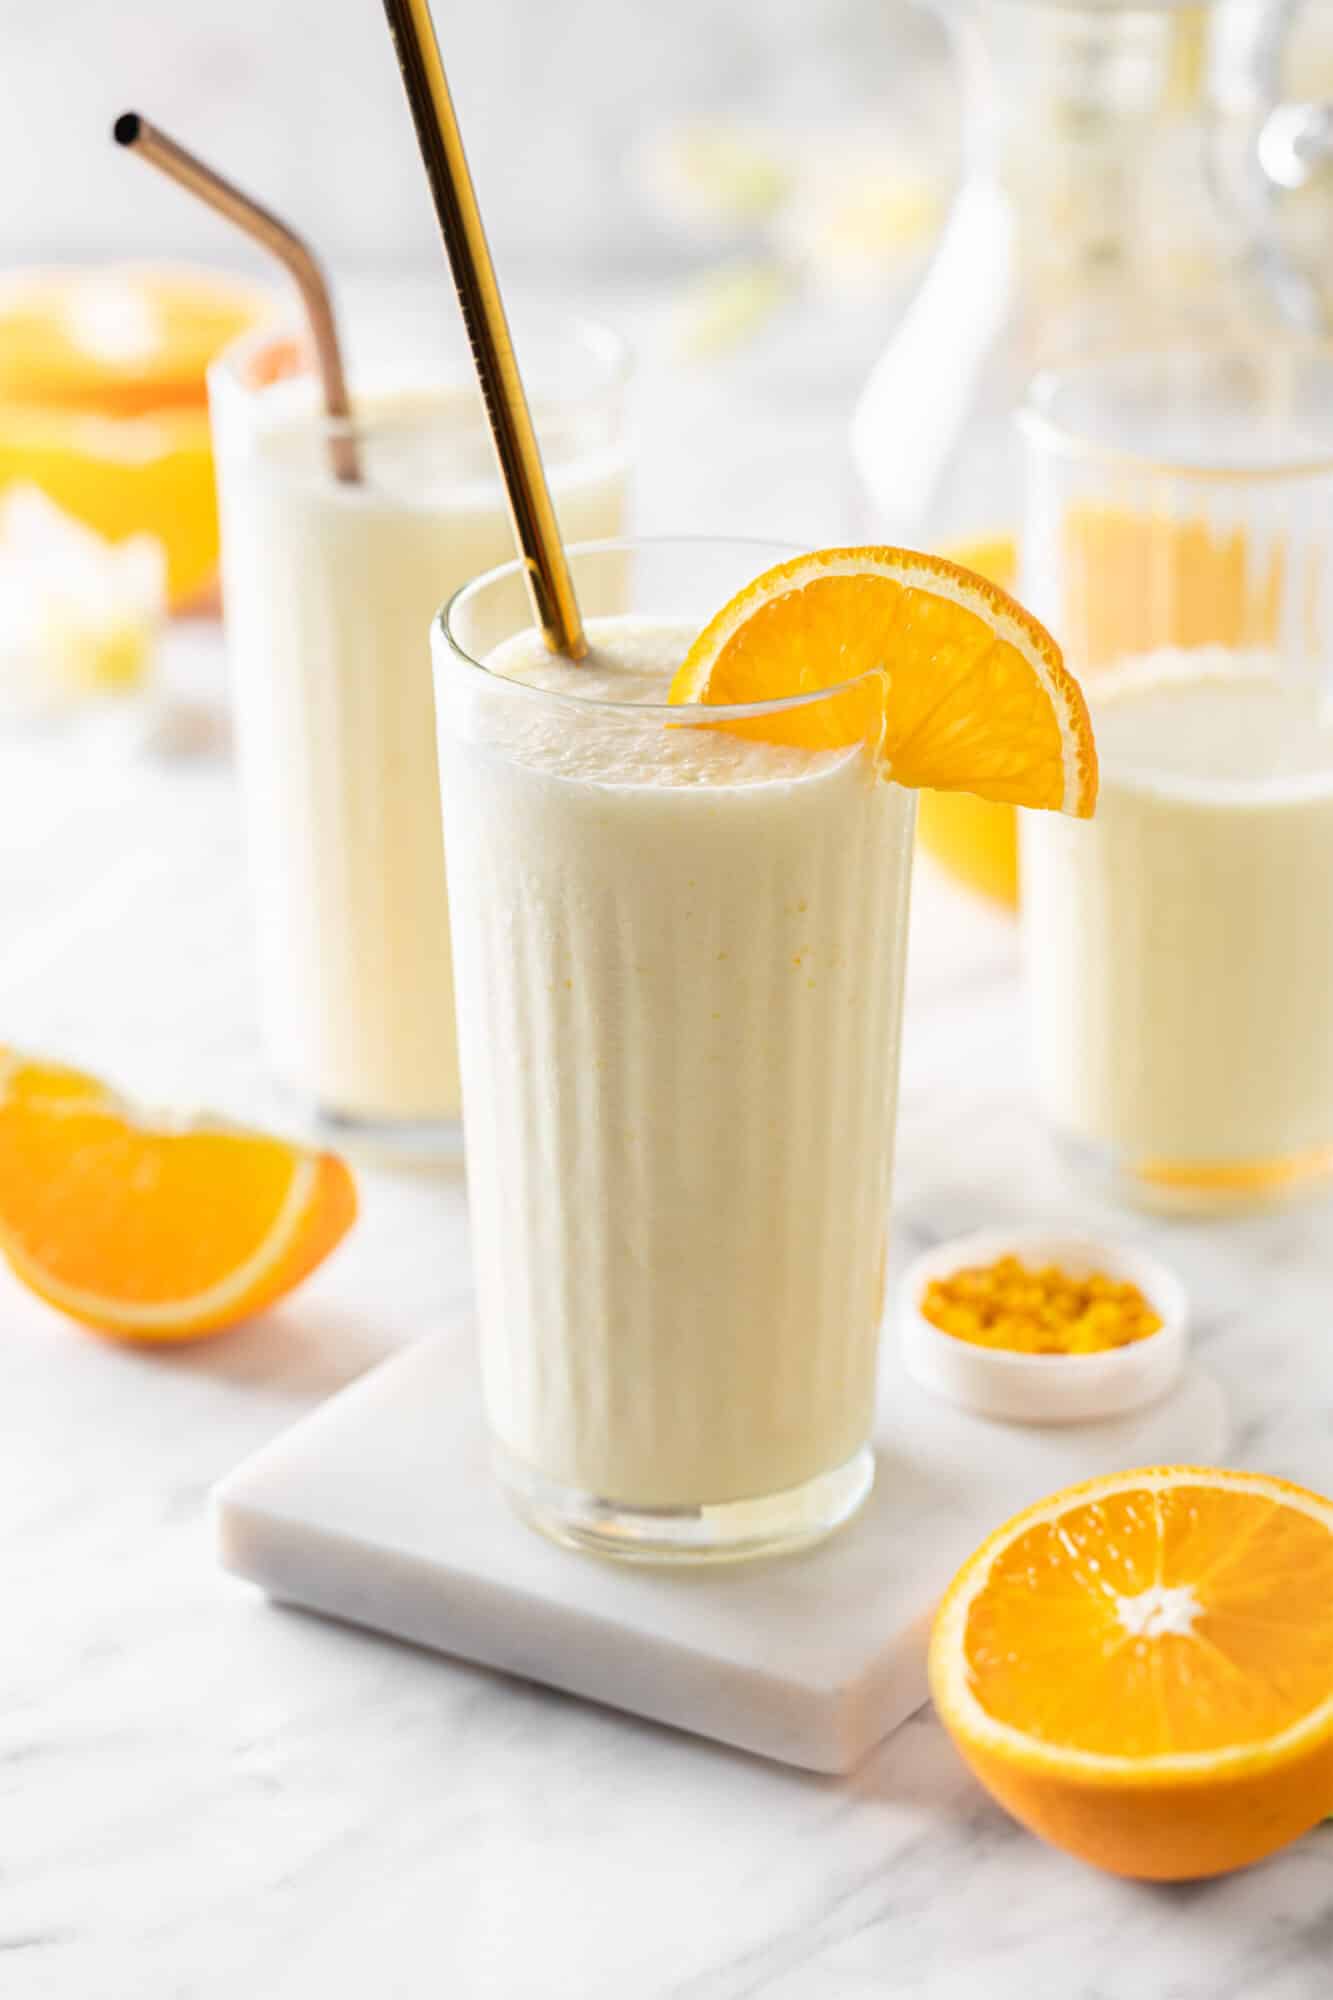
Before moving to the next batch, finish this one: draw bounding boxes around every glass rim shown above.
[436,533,886,722]
[208,304,633,433]
[1019,337,1333,484]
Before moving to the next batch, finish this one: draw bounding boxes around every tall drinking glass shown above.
[1019,341,1333,1210]
[434,538,916,1561]
[208,312,630,1151]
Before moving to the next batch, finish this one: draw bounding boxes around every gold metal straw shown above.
[112,111,360,485]
[379,0,587,658]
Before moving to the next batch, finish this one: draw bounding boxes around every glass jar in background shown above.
[0,265,274,610]
[209,311,631,1154]
[0,265,274,731]
[853,0,1329,907]
[1019,339,1333,1212]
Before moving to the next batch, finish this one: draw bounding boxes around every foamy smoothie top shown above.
[1090,648,1333,801]
[221,372,627,513]
[479,615,864,789]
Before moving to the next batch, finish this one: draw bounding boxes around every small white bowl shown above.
[898,1227,1188,1426]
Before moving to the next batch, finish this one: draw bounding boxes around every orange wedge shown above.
[930,1468,1333,1880]
[0,1051,356,1344]
[669,546,1097,815]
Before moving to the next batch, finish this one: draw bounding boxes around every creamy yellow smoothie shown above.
[435,613,916,1546]
[1021,650,1333,1201]
[211,371,627,1131]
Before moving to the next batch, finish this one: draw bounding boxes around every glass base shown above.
[1053,1126,1333,1217]
[259,1072,465,1170]
[309,1101,465,1170]
[493,1441,876,1566]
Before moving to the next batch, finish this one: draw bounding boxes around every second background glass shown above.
[1019,340,1333,1211]
[209,307,631,1154]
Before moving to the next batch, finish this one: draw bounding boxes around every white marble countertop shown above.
[5,282,1332,1998]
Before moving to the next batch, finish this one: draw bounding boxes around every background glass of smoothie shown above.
[208,312,630,1151]
[434,537,917,1562]
[1019,342,1333,1211]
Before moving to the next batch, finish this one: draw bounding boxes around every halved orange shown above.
[669,547,1097,815]
[929,1467,1333,1880]
[0,1051,356,1343]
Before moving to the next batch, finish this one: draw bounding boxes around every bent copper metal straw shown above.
[112,112,360,485]
[379,0,586,658]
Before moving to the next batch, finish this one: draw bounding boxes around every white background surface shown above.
[4,269,1333,1994]
[0,0,946,273]
[212,1324,1225,1775]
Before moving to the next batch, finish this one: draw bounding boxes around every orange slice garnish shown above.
[668,546,1097,814]
[0,1051,356,1343]
[929,1467,1333,1880]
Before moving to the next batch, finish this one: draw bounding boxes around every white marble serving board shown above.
[213,1328,1226,1774]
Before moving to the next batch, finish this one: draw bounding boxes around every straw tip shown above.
[112,112,142,147]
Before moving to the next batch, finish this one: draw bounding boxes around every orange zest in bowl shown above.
[921,1254,1163,1356]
